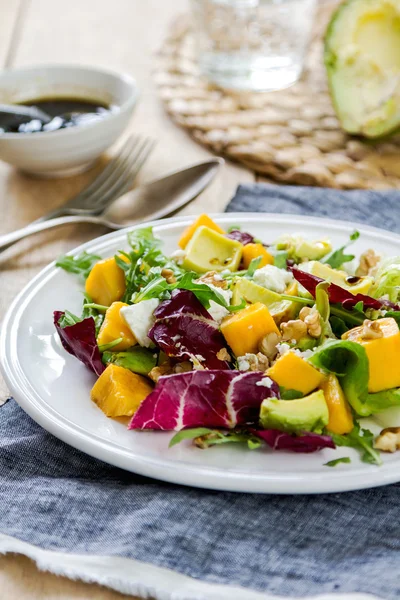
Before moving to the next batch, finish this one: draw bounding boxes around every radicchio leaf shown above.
[149,289,230,370]
[54,311,105,376]
[226,230,255,245]
[252,429,335,453]
[290,267,400,311]
[129,370,279,431]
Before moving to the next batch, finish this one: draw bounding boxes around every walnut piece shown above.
[198,270,228,289]
[238,352,269,372]
[149,360,192,382]
[217,347,231,361]
[360,319,383,340]
[374,428,400,453]
[299,306,322,338]
[259,331,281,360]
[161,268,177,284]
[280,319,308,342]
[356,249,380,277]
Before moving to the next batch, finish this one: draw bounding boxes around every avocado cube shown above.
[231,278,298,324]
[303,261,373,295]
[260,390,329,434]
[182,226,243,273]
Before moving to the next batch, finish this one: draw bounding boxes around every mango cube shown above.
[267,351,325,395]
[91,364,153,417]
[178,214,225,249]
[220,302,279,357]
[342,317,400,393]
[242,243,274,269]
[183,226,243,273]
[320,374,353,434]
[85,256,127,306]
[97,302,137,351]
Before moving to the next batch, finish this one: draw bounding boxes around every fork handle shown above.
[0,215,104,253]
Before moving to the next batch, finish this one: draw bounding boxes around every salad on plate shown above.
[54,214,400,466]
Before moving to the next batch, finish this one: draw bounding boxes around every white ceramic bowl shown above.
[0,64,138,176]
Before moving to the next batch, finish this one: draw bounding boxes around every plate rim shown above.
[2,212,400,494]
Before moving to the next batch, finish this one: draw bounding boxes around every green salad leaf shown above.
[56,251,101,278]
[273,250,289,270]
[331,423,382,466]
[169,428,262,450]
[371,256,400,303]
[57,310,82,328]
[322,231,360,269]
[169,428,213,448]
[324,457,351,467]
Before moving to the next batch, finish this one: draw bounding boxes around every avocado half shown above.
[325,0,400,139]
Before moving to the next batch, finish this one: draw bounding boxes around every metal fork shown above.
[33,134,155,224]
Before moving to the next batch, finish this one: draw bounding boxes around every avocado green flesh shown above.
[231,278,297,323]
[260,390,329,434]
[303,261,373,295]
[182,226,242,273]
[325,0,400,138]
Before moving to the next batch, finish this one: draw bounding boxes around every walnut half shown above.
[374,427,400,453]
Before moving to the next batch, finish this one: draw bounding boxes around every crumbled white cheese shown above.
[276,342,291,356]
[276,342,315,360]
[204,283,232,323]
[253,265,293,293]
[195,354,205,362]
[120,299,159,348]
[238,357,250,372]
[170,249,186,265]
[256,377,274,388]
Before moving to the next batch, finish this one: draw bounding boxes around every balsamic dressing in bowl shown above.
[0,97,118,134]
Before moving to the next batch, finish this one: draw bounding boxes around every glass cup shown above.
[190,0,317,92]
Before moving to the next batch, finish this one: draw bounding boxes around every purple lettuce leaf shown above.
[290,267,400,311]
[149,289,230,370]
[54,311,105,376]
[129,370,279,431]
[252,428,336,453]
[226,230,255,245]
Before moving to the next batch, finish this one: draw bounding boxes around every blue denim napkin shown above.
[1,184,400,600]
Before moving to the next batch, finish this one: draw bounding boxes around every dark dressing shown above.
[0,97,117,134]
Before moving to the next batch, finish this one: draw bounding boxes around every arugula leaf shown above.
[98,338,123,352]
[132,273,170,304]
[81,294,105,334]
[384,311,400,327]
[330,304,365,327]
[354,301,364,312]
[322,231,360,269]
[57,310,82,328]
[102,347,157,374]
[273,250,289,270]
[324,457,351,467]
[329,315,349,337]
[169,428,213,448]
[246,256,262,277]
[56,251,101,278]
[227,225,241,232]
[174,272,229,309]
[331,422,382,466]
[227,298,247,313]
[193,430,262,450]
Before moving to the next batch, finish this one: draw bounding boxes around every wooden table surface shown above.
[0,1,254,597]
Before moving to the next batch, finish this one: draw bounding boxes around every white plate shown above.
[2,213,400,494]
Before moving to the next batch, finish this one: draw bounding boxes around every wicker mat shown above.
[154,1,400,190]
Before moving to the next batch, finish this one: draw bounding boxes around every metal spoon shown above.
[0,103,52,127]
[0,158,223,253]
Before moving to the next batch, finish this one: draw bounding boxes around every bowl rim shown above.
[0,63,138,140]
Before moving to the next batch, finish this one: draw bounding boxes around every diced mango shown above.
[220,302,279,357]
[183,226,243,273]
[178,214,225,249]
[242,243,274,269]
[85,256,127,306]
[342,317,400,393]
[97,302,137,351]
[267,351,325,395]
[320,374,353,434]
[91,364,153,417]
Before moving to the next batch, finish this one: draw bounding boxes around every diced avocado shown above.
[260,390,329,434]
[302,261,373,295]
[102,346,157,375]
[182,226,242,273]
[231,278,298,324]
[325,0,400,138]
[276,235,332,261]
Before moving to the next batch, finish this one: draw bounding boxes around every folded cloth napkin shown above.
[1,184,400,600]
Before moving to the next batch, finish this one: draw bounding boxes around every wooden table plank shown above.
[0,1,254,598]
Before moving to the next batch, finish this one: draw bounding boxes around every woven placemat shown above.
[154,1,400,190]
